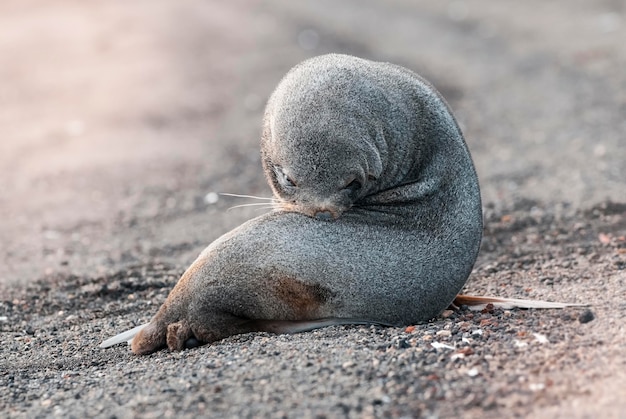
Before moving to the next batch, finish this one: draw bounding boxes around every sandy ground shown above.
[1,1,625,417]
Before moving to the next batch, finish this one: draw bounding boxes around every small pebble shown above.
[184,338,201,349]
[578,309,595,324]
[441,310,454,318]
[395,338,411,349]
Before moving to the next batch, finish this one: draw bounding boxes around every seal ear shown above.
[367,150,382,180]
[363,128,384,180]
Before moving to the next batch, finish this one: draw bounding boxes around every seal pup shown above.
[101,54,484,354]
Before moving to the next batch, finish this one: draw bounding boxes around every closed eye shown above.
[274,166,297,188]
[344,179,362,194]
[283,175,296,187]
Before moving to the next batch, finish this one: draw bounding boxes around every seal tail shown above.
[99,323,150,349]
[452,294,589,310]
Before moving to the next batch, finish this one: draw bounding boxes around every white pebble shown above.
[529,383,545,391]
[431,342,455,350]
[204,192,219,205]
[513,339,528,348]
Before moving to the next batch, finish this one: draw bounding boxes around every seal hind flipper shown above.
[452,294,589,310]
[99,323,149,349]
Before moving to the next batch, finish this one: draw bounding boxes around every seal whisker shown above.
[227,203,279,211]
[219,193,276,201]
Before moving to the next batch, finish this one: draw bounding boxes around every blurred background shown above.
[1,0,624,286]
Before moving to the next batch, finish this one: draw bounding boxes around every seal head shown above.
[261,60,387,220]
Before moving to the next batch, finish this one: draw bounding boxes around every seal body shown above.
[118,54,482,355]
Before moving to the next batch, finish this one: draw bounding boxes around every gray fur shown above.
[102,54,483,354]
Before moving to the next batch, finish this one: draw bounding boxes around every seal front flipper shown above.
[166,321,194,351]
[99,323,149,349]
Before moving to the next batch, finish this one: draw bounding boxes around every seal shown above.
[101,54,484,354]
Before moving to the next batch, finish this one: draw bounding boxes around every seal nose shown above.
[314,210,334,221]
